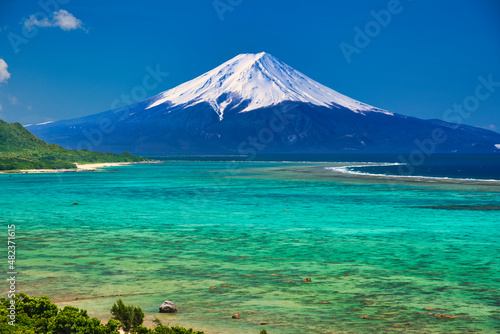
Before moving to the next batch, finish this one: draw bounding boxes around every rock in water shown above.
[232,313,241,319]
[159,300,178,313]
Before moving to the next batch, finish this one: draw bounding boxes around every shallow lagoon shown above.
[1,161,499,333]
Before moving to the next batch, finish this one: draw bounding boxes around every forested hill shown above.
[0,119,147,171]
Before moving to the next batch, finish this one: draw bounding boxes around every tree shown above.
[49,306,114,334]
[0,294,119,334]
[110,299,145,332]
[133,325,153,334]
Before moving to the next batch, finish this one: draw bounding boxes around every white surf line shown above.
[324,163,500,183]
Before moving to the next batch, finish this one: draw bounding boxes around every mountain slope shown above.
[145,52,390,117]
[0,119,147,170]
[27,53,500,155]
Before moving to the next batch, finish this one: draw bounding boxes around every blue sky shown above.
[0,0,499,132]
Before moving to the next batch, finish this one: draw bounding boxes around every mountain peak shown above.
[146,52,390,118]
[234,51,272,61]
[27,53,500,156]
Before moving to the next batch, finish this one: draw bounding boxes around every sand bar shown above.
[0,160,161,174]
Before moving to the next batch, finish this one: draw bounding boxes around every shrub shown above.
[110,299,145,332]
[134,325,153,334]
[159,326,205,334]
[49,306,105,333]
[0,294,119,334]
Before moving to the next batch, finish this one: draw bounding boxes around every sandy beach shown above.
[53,297,230,334]
[0,160,161,174]
[75,161,154,171]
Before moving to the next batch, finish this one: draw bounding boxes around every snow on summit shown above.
[146,52,391,118]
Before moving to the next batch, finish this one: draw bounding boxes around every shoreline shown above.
[0,160,162,174]
[53,296,225,334]
[8,160,499,334]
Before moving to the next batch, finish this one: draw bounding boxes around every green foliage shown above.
[0,119,148,171]
[148,325,205,334]
[131,324,206,334]
[1,294,269,334]
[111,299,145,332]
[134,325,153,334]
[152,317,163,327]
[15,294,58,320]
[106,319,122,332]
[0,294,120,334]
[48,306,107,333]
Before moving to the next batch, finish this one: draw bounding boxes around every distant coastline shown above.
[0,160,162,174]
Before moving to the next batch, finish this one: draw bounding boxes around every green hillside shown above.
[0,119,147,171]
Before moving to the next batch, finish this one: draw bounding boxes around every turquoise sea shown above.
[1,160,500,333]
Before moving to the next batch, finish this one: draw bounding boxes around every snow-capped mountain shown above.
[145,52,390,118]
[27,53,500,155]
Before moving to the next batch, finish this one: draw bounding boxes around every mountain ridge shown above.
[0,118,147,170]
[26,53,500,156]
[142,52,390,118]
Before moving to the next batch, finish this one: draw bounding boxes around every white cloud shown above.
[8,95,18,105]
[25,10,85,32]
[0,59,11,84]
[0,104,2,111]
[53,10,84,31]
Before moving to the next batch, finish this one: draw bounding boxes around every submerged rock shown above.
[303,277,312,282]
[232,313,240,319]
[434,313,455,319]
[159,300,178,313]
